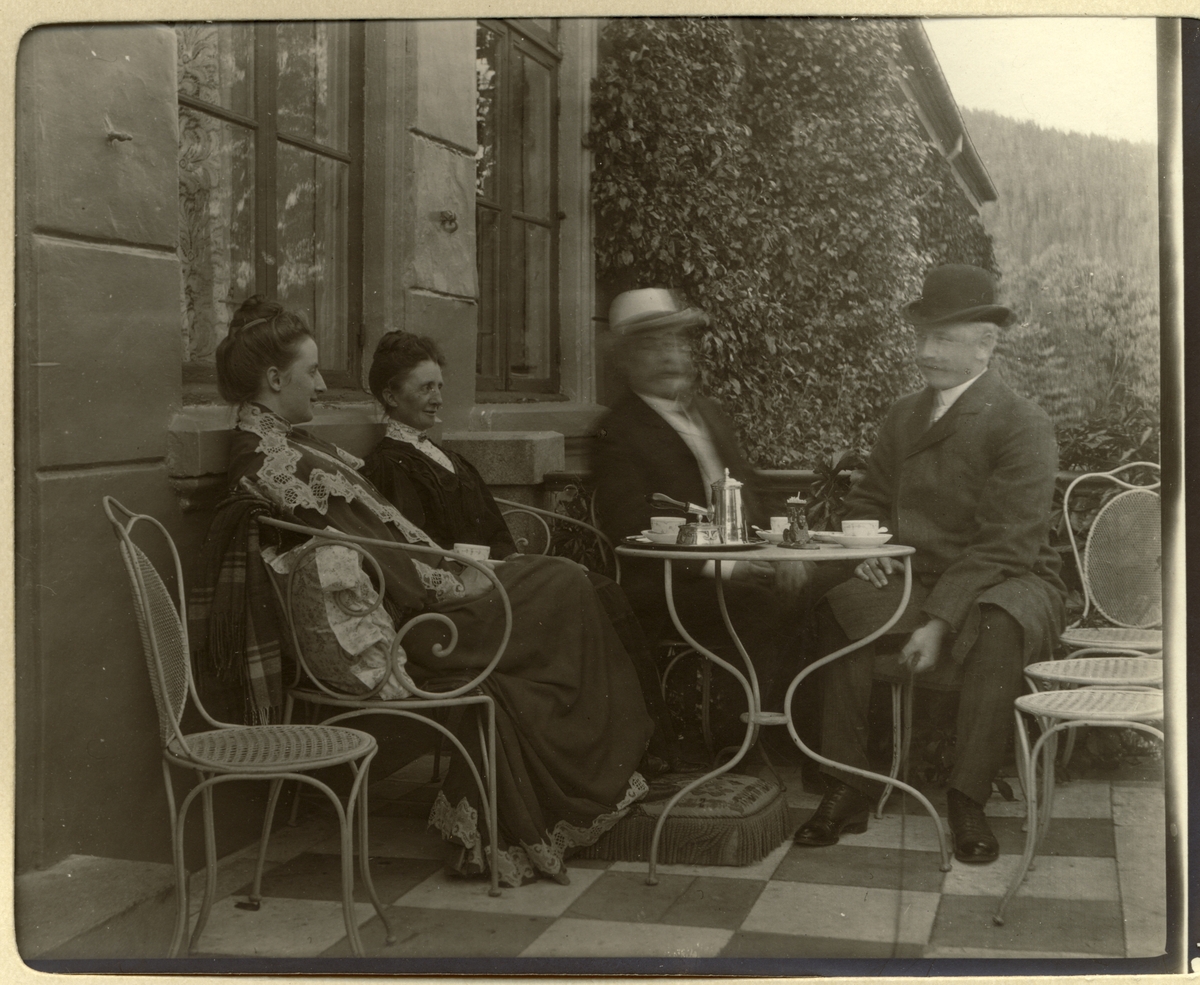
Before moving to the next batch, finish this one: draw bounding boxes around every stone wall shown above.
[16,25,192,870]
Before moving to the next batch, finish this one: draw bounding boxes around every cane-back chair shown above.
[882,463,1165,817]
[103,497,392,957]
[994,685,1163,926]
[1059,462,1162,654]
[256,515,509,897]
[1020,463,1163,768]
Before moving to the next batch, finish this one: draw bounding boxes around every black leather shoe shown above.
[947,788,1000,864]
[793,781,871,847]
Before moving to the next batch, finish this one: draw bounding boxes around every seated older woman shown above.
[361,330,681,768]
[210,295,653,888]
[360,331,517,559]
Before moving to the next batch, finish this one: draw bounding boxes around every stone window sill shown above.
[164,399,604,512]
[167,399,384,480]
[474,391,571,404]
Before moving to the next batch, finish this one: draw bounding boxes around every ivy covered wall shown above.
[590,18,995,467]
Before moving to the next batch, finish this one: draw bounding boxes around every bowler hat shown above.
[903,265,1013,328]
[608,288,708,336]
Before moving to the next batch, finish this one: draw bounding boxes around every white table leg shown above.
[781,557,953,871]
[647,559,758,884]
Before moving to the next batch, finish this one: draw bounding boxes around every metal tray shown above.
[622,536,767,553]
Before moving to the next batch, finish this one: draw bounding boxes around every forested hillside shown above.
[961,109,1159,445]
[963,108,1158,278]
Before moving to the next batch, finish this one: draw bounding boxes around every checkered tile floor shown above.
[36,755,1166,966]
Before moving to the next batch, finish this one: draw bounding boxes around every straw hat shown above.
[608,288,708,336]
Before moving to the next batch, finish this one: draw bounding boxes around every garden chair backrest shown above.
[494,497,621,584]
[103,496,228,750]
[256,514,512,702]
[1062,462,1161,629]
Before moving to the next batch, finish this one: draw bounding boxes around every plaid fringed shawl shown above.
[189,492,284,725]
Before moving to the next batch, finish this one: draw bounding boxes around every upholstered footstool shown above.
[576,770,789,867]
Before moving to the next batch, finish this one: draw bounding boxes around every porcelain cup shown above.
[650,516,685,536]
[769,516,790,533]
[842,519,886,537]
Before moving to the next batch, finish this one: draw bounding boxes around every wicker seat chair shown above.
[103,497,392,958]
[256,514,510,897]
[994,685,1163,925]
[1058,462,1162,654]
[1021,462,1163,769]
[995,462,1166,924]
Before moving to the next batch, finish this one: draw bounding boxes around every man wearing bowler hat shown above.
[594,288,813,750]
[793,264,1067,864]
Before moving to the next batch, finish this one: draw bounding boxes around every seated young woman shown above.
[214,296,654,887]
[361,331,682,768]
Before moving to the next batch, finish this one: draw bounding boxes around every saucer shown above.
[755,530,786,545]
[826,532,893,549]
[642,529,681,545]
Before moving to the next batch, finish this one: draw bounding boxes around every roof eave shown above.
[898,19,997,206]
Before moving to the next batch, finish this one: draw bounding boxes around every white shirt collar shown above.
[935,369,987,411]
[637,391,692,417]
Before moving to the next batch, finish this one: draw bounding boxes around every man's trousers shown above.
[817,601,1025,806]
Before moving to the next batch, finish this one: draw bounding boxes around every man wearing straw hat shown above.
[793,264,1067,865]
[594,288,813,757]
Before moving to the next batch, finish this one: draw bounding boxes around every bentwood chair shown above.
[1058,462,1162,654]
[103,497,392,957]
[994,685,1163,925]
[256,515,509,898]
[883,463,1165,815]
[1023,463,1163,765]
[494,496,622,583]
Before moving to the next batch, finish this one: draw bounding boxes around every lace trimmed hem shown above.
[428,773,649,888]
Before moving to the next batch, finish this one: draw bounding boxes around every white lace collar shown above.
[385,419,428,443]
[385,419,455,474]
[234,401,431,544]
[238,402,365,471]
[237,402,292,438]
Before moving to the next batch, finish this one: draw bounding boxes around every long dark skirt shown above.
[406,554,654,886]
[583,571,681,766]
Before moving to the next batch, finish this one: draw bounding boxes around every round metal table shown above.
[616,540,951,880]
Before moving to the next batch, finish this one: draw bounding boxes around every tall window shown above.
[475,19,561,393]
[176,23,364,386]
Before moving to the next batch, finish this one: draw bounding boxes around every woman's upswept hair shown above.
[368,330,446,406]
[215,295,313,404]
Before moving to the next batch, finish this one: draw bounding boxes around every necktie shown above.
[930,393,948,425]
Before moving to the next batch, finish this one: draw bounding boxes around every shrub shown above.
[992,245,1160,428]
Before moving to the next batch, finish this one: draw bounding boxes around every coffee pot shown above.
[711,469,749,544]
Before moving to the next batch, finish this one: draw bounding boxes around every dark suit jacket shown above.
[825,369,1067,665]
[593,389,789,683]
[594,388,766,544]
